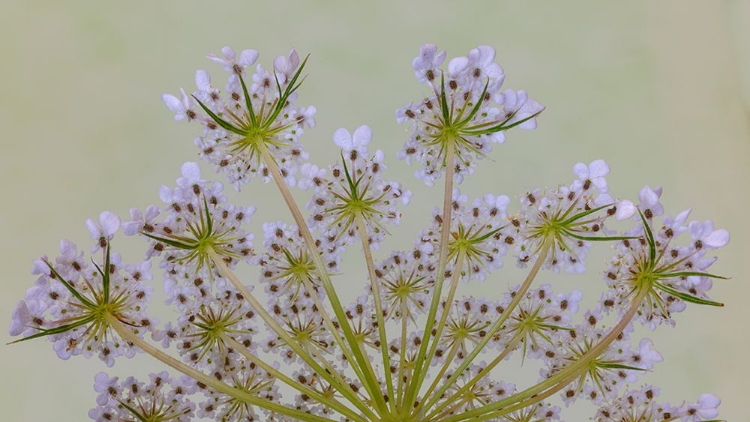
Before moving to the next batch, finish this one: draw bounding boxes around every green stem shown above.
[355,213,396,413]
[403,140,456,410]
[424,328,525,420]
[257,141,389,415]
[207,249,372,416]
[298,273,377,404]
[441,286,650,422]
[419,255,465,403]
[106,314,336,422]
[415,243,550,418]
[221,334,371,422]
[431,394,472,421]
[396,298,409,412]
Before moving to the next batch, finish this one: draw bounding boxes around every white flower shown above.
[633,338,663,370]
[688,220,730,249]
[695,393,721,419]
[273,48,300,84]
[207,46,258,73]
[638,185,664,218]
[175,162,205,194]
[466,45,504,82]
[93,372,120,406]
[615,199,637,220]
[86,211,120,253]
[161,88,195,121]
[333,125,371,156]
[572,159,610,193]
[412,43,446,84]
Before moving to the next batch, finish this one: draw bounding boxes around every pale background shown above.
[1,1,748,421]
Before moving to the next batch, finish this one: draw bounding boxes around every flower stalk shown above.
[256,140,390,414]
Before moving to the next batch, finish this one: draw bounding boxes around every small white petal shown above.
[220,46,236,60]
[448,56,469,77]
[333,128,352,150]
[615,200,636,220]
[352,125,372,146]
[639,185,660,207]
[195,70,211,91]
[573,163,589,179]
[158,186,172,204]
[180,162,201,181]
[238,49,259,67]
[476,45,496,66]
[99,212,120,236]
[59,239,77,256]
[703,229,730,248]
[697,393,721,418]
[9,301,30,336]
[420,44,437,61]
[86,218,99,239]
[162,94,183,113]
[589,159,610,177]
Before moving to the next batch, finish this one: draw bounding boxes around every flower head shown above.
[398,44,544,185]
[164,47,314,190]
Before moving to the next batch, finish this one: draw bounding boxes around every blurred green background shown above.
[2,1,748,420]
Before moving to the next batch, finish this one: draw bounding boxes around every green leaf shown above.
[638,210,656,267]
[654,282,724,307]
[7,315,96,344]
[45,262,96,309]
[439,73,451,124]
[462,109,543,135]
[656,271,729,281]
[117,401,149,422]
[493,109,543,132]
[103,244,111,303]
[455,79,490,127]
[339,154,360,201]
[192,96,246,136]
[559,203,613,225]
[472,225,506,243]
[142,232,197,250]
[284,54,309,100]
[237,72,257,127]
[202,195,214,236]
[265,55,310,129]
[596,362,646,372]
[562,229,639,243]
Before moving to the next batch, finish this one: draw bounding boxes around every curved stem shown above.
[395,299,409,412]
[298,274,376,404]
[355,213,396,412]
[441,286,650,422]
[419,255,465,403]
[422,340,459,405]
[403,140,456,410]
[425,328,525,420]
[430,395,472,421]
[415,243,550,418]
[207,249,371,416]
[106,314,336,422]
[257,141,389,415]
[221,334,371,422]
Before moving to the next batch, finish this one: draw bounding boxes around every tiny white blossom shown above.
[333,125,371,156]
[86,211,120,253]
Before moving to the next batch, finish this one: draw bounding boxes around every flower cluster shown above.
[164,47,316,190]
[398,44,544,185]
[11,216,153,367]
[10,44,728,422]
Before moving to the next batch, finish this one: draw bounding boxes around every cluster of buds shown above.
[10,44,727,422]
